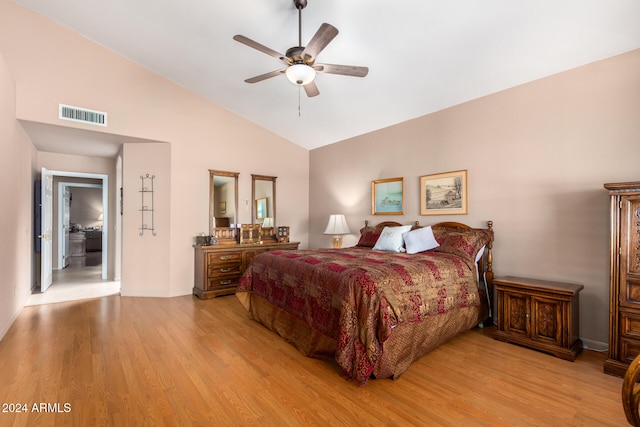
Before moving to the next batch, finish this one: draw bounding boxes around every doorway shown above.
[30,169,120,305]
[57,181,103,270]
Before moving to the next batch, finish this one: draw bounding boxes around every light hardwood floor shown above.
[0,294,628,426]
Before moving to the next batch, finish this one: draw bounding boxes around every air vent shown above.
[59,104,107,127]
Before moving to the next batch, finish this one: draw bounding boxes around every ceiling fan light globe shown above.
[286,63,316,86]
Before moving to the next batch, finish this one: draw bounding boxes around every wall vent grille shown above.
[59,104,107,127]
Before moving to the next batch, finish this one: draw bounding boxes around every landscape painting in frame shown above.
[372,177,404,215]
[420,170,468,215]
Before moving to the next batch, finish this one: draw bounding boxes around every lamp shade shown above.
[262,217,274,228]
[323,214,351,235]
[286,63,316,86]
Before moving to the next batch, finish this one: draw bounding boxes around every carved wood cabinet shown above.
[193,241,299,299]
[493,276,583,361]
[604,181,640,377]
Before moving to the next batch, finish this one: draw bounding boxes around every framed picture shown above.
[372,177,404,215]
[219,201,226,214]
[420,170,468,215]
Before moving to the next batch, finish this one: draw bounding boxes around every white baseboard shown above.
[0,306,22,344]
[582,337,608,353]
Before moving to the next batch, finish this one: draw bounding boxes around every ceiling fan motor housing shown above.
[286,46,313,65]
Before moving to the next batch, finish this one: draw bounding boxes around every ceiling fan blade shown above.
[315,63,369,77]
[244,69,286,84]
[233,35,290,64]
[301,23,339,61]
[303,81,320,97]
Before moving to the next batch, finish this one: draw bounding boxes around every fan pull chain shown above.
[298,86,302,117]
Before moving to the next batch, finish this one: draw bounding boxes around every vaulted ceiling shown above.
[14,0,640,151]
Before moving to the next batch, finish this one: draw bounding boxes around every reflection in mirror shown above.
[255,198,267,219]
[209,170,239,236]
[251,174,276,229]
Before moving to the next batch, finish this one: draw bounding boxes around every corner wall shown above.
[0,51,36,340]
[309,49,640,347]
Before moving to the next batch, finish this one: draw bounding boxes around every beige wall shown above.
[0,1,310,300]
[0,51,37,340]
[310,49,640,347]
[121,143,172,297]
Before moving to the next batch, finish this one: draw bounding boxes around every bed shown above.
[236,220,494,385]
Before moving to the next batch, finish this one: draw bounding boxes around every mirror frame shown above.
[209,169,239,236]
[251,174,276,228]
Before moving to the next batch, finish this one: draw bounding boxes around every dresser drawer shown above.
[207,276,240,290]
[621,278,640,308]
[207,252,241,265]
[620,311,640,339]
[620,337,640,364]
[207,263,241,278]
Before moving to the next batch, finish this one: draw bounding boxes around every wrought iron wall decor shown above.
[139,174,156,236]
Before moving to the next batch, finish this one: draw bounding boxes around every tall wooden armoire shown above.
[604,181,640,376]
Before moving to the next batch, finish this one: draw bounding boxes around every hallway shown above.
[27,265,120,306]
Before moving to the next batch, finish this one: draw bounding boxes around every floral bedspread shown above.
[237,247,480,385]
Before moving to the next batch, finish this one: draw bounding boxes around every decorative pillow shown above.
[372,225,413,252]
[432,226,492,262]
[402,226,439,254]
[355,229,381,248]
[475,245,486,263]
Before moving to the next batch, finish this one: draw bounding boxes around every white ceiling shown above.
[14,0,640,153]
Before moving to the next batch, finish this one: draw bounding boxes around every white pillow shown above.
[403,226,440,254]
[372,225,413,252]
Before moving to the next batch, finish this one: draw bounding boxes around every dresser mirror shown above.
[209,170,239,238]
[252,174,276,239]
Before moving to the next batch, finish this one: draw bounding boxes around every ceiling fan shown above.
[233,0,369,98]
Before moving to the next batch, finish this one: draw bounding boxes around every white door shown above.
[62,187,71,268]
[40,167,53,292]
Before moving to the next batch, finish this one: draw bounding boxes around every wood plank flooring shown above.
[0,294,629,426]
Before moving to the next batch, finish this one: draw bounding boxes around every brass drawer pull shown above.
[219,280,232,285]
[220,268,231,273]
[219,255,232,260]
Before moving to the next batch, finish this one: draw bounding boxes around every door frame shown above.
[57,181,104,270]
[43,170,109,281]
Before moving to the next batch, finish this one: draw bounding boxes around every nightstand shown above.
[493,276,583,361]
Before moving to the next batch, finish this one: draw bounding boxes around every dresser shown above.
[604,181,640,377]
[193,241,299,299]
[493,276,583,361]
[83,229,102,252]
[68,232,87,268]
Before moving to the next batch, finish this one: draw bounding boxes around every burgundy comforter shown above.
[237,246,481,385]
